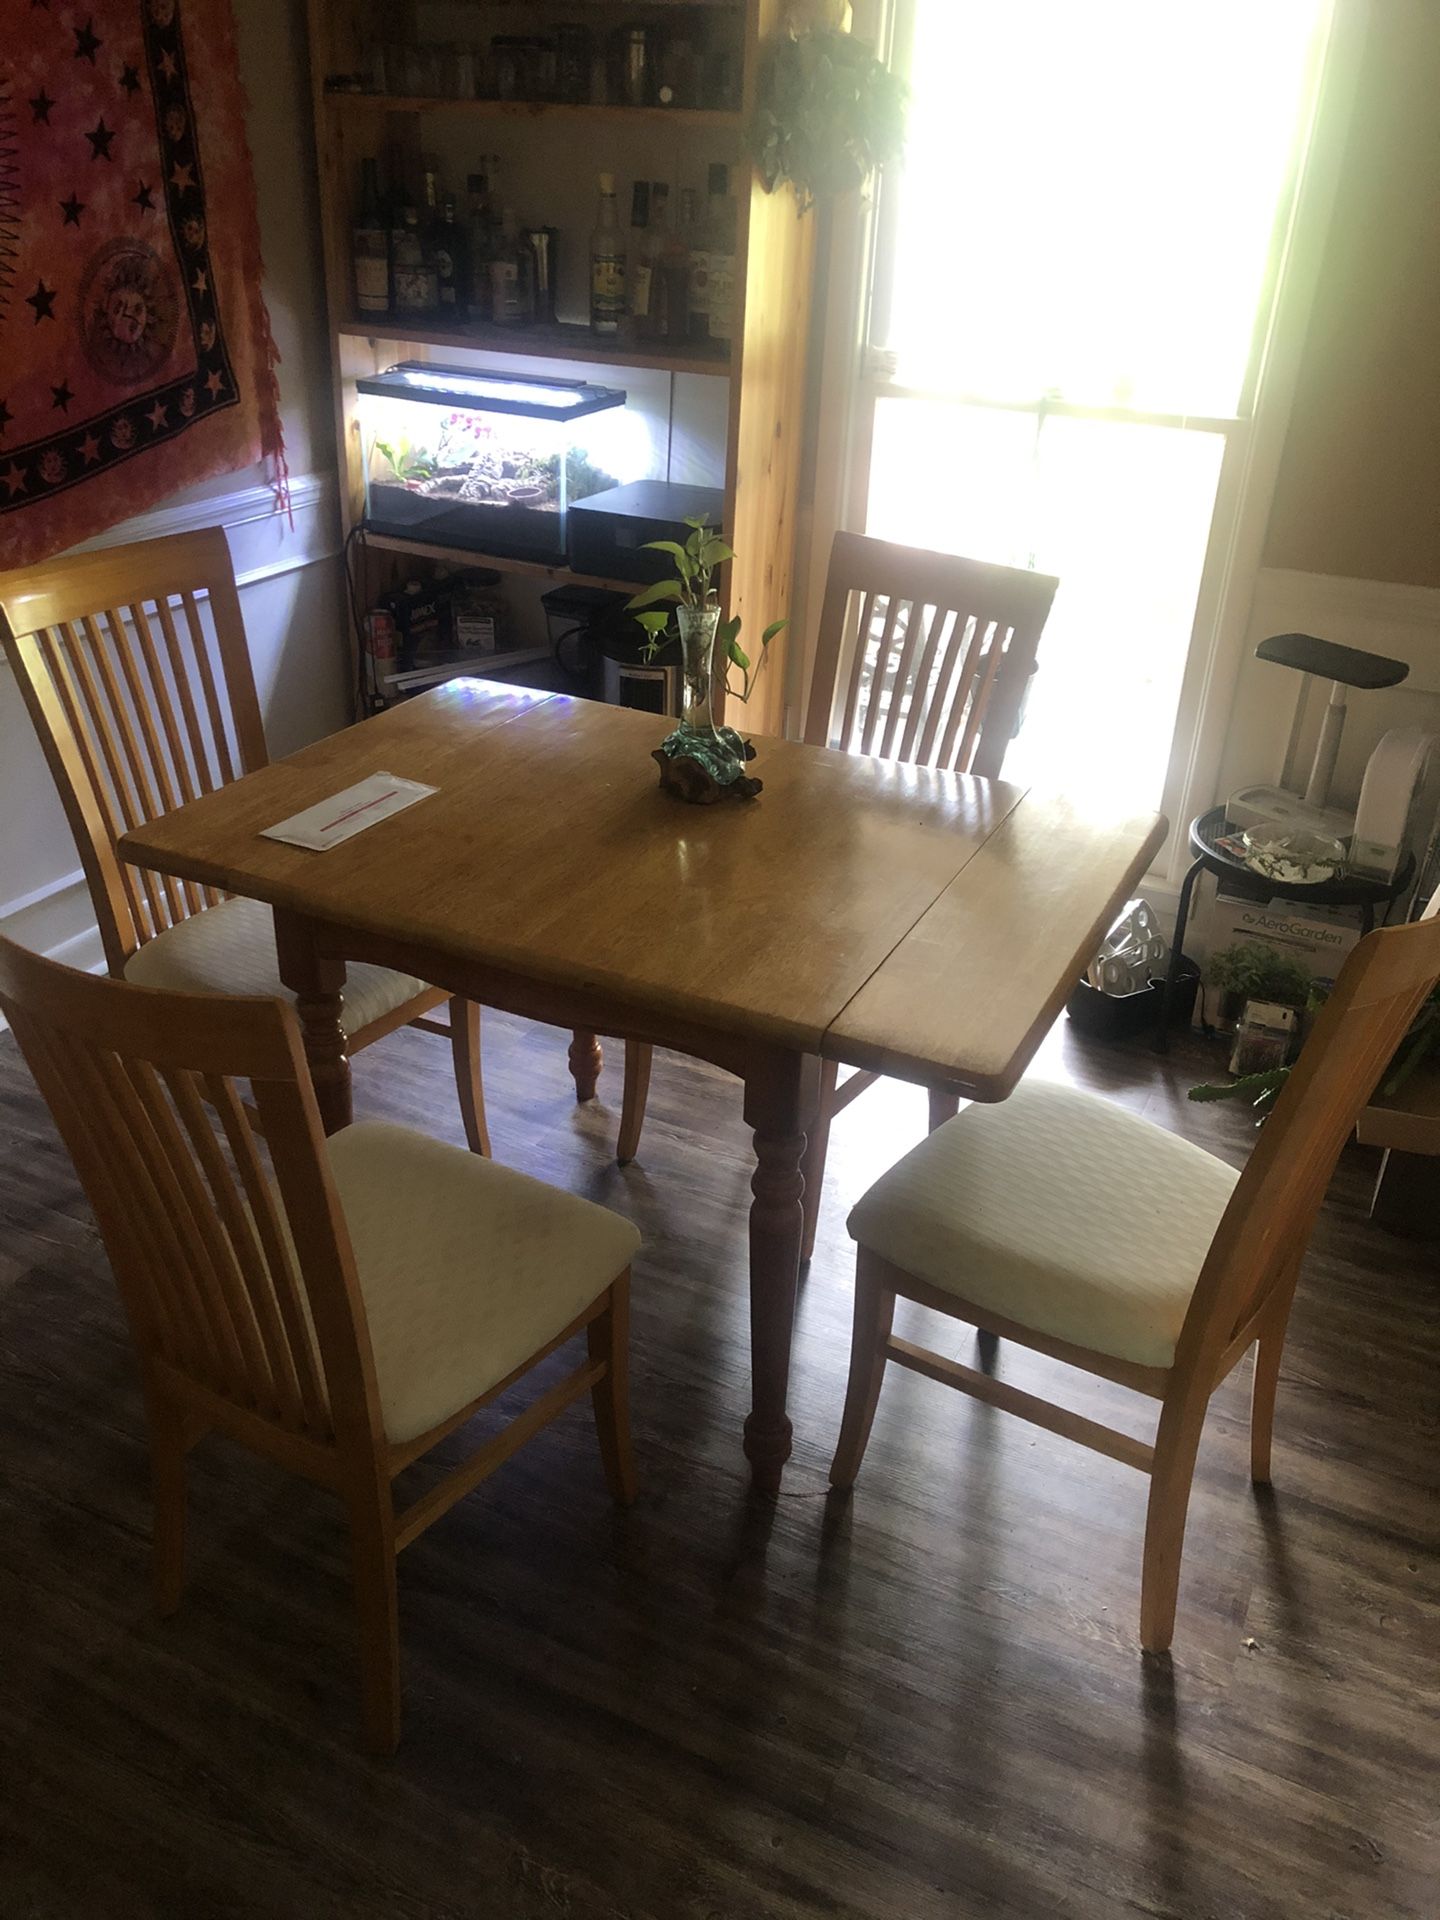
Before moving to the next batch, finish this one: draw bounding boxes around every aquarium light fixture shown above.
[357,361,628,423]
[395,369,586,412]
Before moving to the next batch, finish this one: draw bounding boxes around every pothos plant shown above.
[751,26,908,213]
[626,519,787,708]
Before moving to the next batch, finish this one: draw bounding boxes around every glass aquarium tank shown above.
[357,362,628,564]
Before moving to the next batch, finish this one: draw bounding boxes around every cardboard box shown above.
[1190,879,1362,1028]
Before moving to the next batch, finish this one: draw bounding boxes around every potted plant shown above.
[1201,941,1314,1034]
[1190,982,1440,1125]
[751,20,908,213]
[627,519,786,803]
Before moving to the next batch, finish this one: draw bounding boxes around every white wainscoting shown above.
[0,470,344,1027]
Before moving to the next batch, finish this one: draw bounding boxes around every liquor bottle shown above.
[392,205,439,316]
[660,187,694,341]
[589,171,626,336]
[489,209,535,328]
[433,194,468,315]
[688,163,737,345]
[465,169,498,322]
[627,180,652,336]
[351,157,390,317]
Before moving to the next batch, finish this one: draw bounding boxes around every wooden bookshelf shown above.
[305,0,816,737]
[335,316,730,379]
[325,93,743,135]
[361,529,643,599]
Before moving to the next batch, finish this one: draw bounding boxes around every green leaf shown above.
[699,539,735,570]
[634,610,672,635]
[760,618,788,645]
[625,579,685,611]
[641,540,694,580]
[683,516,714,532]
[727,638,751,670]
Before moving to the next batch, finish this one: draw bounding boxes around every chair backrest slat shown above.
[1177,902,1440,1381]
[0,530,269,972]
[804,532,1059,779]
[205,1070,331,1430]
[0,937,388,1461]
[878,599,929,761]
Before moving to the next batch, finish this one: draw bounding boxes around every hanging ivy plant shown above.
[751,27,908,213]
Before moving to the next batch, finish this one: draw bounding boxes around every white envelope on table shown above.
[260,773,437,852]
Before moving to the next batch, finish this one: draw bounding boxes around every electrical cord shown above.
[341,521,371,723]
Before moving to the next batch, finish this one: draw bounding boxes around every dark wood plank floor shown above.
[0,1007,1435,1920]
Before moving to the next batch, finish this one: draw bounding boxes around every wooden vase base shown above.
[653,742,763,805]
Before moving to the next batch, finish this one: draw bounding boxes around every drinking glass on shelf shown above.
[444,42,478,99]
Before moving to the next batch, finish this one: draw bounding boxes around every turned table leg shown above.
[274,910,352,1134]
[568,1028,603,1103]
[743,1049,820,1494]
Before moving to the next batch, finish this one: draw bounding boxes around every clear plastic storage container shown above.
[357,362,627,564]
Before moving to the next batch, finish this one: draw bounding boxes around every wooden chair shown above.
[0,529,489,1154]
[829,904,1440,1651]
[0,933,639,1751]
[612,532,1059,1221]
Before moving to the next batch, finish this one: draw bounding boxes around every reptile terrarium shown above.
[357,362,627,565]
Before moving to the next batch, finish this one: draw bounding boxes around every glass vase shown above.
[676,602,721,739]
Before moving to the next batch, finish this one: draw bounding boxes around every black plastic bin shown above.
[1066,957,1200,1042]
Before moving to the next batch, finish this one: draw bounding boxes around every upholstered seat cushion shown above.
[324,1121,641,1445]
[847,1079,1240,1369]
[124,895,428,1037]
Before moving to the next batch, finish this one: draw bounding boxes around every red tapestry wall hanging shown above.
[0,0,286,569]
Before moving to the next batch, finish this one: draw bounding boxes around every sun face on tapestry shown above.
[0,0,282,568]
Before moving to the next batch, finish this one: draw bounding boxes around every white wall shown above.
[0,0,346,978]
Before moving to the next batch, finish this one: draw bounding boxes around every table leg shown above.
[568,1028,603,1103]
[743,1049,820,1494]
[273,910,352,1134]
[1155,856,1205,1054]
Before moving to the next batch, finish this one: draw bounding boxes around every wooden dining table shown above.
[119,679,1165,1491]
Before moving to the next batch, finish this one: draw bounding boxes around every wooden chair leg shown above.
[617,1044,652,1165]
[829,1257,897,1489]
[346,1482,401,1754]
[1139,1397,1208,1654]
[568,1029,602,1104]
[448,998,490,1157]
[148,1398,189,1618]
[800,1060,840,1264]
[587,1272,637,1504]
[1250,1327,1285,1486]
[927,1086,961,1132]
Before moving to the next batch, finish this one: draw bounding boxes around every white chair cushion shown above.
[124,896,428,1038]
[847,1079,1240,1369]
[324,1121,641,1445]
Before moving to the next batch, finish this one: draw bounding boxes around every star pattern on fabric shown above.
[2,463,28,498]
[158,49,177,81]
[73,17,103,63]
[85,118,116,161]
[119,63,142,95]
[51,380,74,412]
[192,267,208,296]
[146,401,168,431]
[133,180,155,212]
[59,192,87,227]
[204,369,225,398]
[25,280,57,323]
[79,432,102,466]
[29,89,56,124]
[170,160,195,192]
